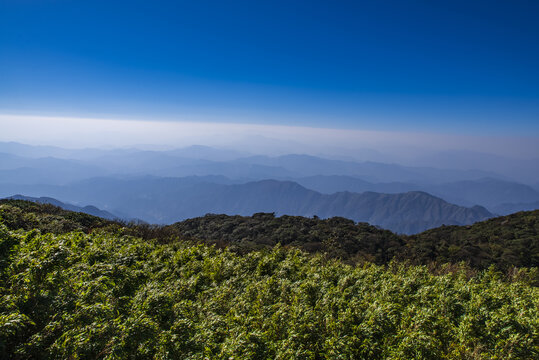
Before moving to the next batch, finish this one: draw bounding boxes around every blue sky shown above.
[1,0,538,135]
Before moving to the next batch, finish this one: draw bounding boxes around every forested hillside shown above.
[1,200,537,271]
[173,211,539,271]
[0,199,116,234]
[1,211,537,359]
[6,194,118,220]
[403,211,539,270]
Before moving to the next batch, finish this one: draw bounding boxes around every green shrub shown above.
[0,226,537,359]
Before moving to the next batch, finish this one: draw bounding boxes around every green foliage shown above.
[2,200,539,274]
[174,212,539,271]
[0,200,116,235]
[0,224,537,359]
[174,213,404,265]
[2,201,538,273]
[403,210,539,270]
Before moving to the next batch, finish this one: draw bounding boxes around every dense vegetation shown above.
[1,200,538,272]
[175,213,404,265]
[404,211,539,270]
[0,200,538,358]
[0,200,116,234]
[1,221,538,359]
[174,212,539,272]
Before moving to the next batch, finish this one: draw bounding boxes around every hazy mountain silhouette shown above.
[294,175,419,194]
[164,145,249,161]
[0,152,108,184]
[408,150,539,184]
[234,154,503,183]
[428,178,539,209]
[294,175,539,211]
[1,177,492,234]
[0,142,506,183]
[491,201,539,215]
[0,142,535,222]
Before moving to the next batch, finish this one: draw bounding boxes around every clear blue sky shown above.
[1,0,538,135]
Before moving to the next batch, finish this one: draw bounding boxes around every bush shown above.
[0,226,537,359]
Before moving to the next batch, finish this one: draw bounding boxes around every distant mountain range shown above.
[1,141,537,183]
[0,142,537,233]
[492,201,539,215]
[0,144,507,184]
[234,154,502,183]
[1,177,492,234]
[293,175,539,211]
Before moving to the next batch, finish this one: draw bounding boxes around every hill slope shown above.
[1,200,535,271]
[0,199,116,234]
[174,213,404,264]
[403,210,539,270]
[4,195,118,220]
[172,210,539,271]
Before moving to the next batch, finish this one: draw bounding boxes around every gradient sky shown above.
[1,0,539,135]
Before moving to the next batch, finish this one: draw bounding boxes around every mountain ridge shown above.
[0,177,492,234]
[294,175,539,212]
